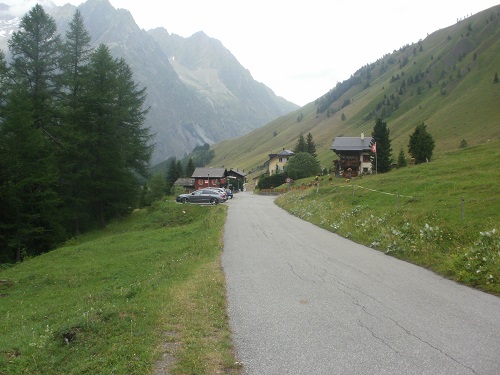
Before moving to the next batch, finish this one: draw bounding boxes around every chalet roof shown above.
[330,136,373,152]
[269,149,294,159]
[174,178,195,186]
[228,169,246,178]
[191,167,227,178]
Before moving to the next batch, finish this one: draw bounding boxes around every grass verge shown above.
[0,200,241,374]
[275,142,499,295]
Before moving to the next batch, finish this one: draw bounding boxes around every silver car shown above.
[176,189,222,205]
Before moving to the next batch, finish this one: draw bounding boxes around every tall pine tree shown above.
[293,133,307,153]
[8,4,62,134]
[82,45,151,228]
[185,157,196,177]
[2,6,66,260]
[371,118,393,173]
[306,132,317,157]
[166,158,180,193]
[58,10,94,234]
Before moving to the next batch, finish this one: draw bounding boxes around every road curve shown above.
[222,192,500,375]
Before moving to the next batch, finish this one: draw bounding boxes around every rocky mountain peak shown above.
[0,0,298,164]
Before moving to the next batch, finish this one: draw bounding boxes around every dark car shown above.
[176,189,222,205]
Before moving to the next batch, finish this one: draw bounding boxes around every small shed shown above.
[173,178,195,193]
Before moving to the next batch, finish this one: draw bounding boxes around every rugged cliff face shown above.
[0,0,298,164]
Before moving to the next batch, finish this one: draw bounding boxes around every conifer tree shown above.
[0,89,64,261]
[59,10,94,234]
[186,157,196,177]
[8,4,62,133]
[166,158,180,193]
[0,6,152,261]
[146,172,167,204]
[82,45,151,228]
[306,132,317,157]
[2,6,66,259]
[0,51,12,260]
[293,133,307,153]
[397,148,408,167]
[177,160,183,178]
[408,123,435,164]
[371,118,393,173]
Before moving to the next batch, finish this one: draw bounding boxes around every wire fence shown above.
[261,182,471,222]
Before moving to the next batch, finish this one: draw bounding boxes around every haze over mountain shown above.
[0,0,298,164]
[208,4,500,181]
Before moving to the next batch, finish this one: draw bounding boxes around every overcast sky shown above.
[4,0,499,105]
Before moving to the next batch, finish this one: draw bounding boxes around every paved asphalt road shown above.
[222,192,500,375]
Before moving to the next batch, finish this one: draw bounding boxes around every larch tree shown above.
[8,4,62,133]
[0,6,153,262]
[2,5,66,260]
[82,45,151,228]
[59,9,94,234]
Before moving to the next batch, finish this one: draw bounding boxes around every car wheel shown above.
[181,197,189,204]
[210,198,218,205]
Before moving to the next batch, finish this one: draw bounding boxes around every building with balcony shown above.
[330,133,373,177]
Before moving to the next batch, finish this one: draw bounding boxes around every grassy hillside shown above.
[275,141,500,294]
[0,202,240,374]
[208,5,500,185]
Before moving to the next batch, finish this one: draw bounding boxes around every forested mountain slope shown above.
[209,5,500,178]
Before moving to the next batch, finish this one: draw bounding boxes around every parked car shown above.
[206,187,228,201]
[176,189,222,205]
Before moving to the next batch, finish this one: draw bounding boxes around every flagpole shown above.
[372,142,377,175]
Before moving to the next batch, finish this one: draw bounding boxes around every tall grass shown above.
[276,142,500,294]
[0,200,240,374]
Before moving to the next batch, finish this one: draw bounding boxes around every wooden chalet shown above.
[330,133,373,177]
[191,167,228,189]
[227,169,247,191]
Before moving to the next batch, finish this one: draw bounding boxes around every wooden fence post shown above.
[461,197,465,222]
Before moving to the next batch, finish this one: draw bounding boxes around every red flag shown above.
[371,142,377,154]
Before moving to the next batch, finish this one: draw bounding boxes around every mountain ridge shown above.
[0,0,298,164]
[208,5,500,181]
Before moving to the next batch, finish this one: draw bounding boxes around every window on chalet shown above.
[343,155,357,161]
[363,155,370,162]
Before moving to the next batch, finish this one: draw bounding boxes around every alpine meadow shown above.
[0,2,499,375]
